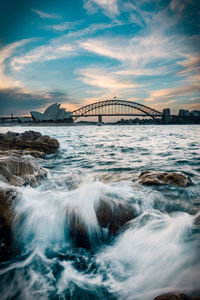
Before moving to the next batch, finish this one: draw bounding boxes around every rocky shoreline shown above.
[0,131,59,263]
[0,130,199,300]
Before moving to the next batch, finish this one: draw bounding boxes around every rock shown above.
[0,149,45,159]
[67,198,135,249]
[0,131,59,154]
[95,198,135,234]
[0,186,18,261]
[194,215,200,226]
[0,155,47,186]
[138,171,192,187]
[23,149,45,158]
[153,293,190,300]
[153,293,200,300]
[0,186,18,227]
[68,213,89,249]
[21,131,42,140]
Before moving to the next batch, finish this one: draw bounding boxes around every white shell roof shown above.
[30,103,71,121]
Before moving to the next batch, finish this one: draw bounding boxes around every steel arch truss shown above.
[71,99,162,120]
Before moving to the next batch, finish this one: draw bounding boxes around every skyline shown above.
[0,0,200,116]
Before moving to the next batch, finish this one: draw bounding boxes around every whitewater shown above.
[0,125,200,300]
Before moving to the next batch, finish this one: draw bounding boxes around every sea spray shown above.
[14,180,135,251]
[0,125,200,300]
[96,212,200,300]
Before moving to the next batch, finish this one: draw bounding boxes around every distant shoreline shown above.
[0,122,200,127]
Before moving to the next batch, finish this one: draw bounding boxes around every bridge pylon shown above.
[98,115,102,124]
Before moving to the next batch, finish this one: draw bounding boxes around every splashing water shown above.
[0,125,200,300]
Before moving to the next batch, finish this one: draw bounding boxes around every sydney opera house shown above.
[30,103,72,122]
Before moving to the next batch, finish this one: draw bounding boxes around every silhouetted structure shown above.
[0,100,200,124]
[162,108,171,124]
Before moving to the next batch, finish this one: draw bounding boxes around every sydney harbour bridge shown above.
[71,99,163,123]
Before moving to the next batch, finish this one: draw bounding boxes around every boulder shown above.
[138,171,192,187]
[153,293,200,300]
[0,186,17,226]
[0,155,47,186]
[67,198,135,249]
[194,215,200,226]
[68,213,89,249]
[95,198,135,234]
[0,186,18,261]
[0,131,59,154]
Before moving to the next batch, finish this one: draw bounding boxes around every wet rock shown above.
[0,186,18,262]
[138,171,192,187]
[194,215,200,226]
[23,149,45,158]
[153,293,190,299]
[0,149,45,159]
[96,198,135,234]
[67,198,135,249]
[154,293,200,300]
[68,213,89,249]
[0,186,18,225]
[0,131,59,154]
[21,131,42,140]
[0,155,47,186]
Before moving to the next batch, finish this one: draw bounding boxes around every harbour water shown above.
[0,125,200,300]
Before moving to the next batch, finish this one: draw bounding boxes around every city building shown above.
[190,110,200,117]
[178,109,190,116]
[30,103,72,122]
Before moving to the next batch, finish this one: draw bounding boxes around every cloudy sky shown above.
[0,0,199,116]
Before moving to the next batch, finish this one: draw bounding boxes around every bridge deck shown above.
[72,113,161,117]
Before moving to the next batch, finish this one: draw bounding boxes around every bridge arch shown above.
[71,99,162,121]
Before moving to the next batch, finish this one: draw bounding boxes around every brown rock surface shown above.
[95,198,135,234]
[67,198,135,248]
[0,130,56,261]
[138,171,192,187]
[0,149,45,159]
[0,155,47,186]
[0,130,59,154]
[154,293,200,300]
[0,186,18,261]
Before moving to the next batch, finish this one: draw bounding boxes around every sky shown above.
[0,0,200,116]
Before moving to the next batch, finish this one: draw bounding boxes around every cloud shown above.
[76,67,139,92]
[146,82,200,103]
[0,39,33,90]
[32,9,61,19]
[80,32,183,67]
[10,43,74,71]
[178,55,200,75]
[0,40,74,116]
[67,22,120,38]
[181,101,200,111]
[46,21,81,31]
[84,0,119,17]
[2,0,199,114]
[10,22,120,71]
[169,0,194,14]
[114,66,169,76]
[170,0,186,13]
[79,28,200,85]
[0,87,70,116]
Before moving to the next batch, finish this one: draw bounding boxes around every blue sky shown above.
[0,0,199,116]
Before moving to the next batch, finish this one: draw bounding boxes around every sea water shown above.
[0,125,200,300]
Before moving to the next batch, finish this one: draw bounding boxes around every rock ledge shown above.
[0,131,59,154]
[138,171,192,187]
